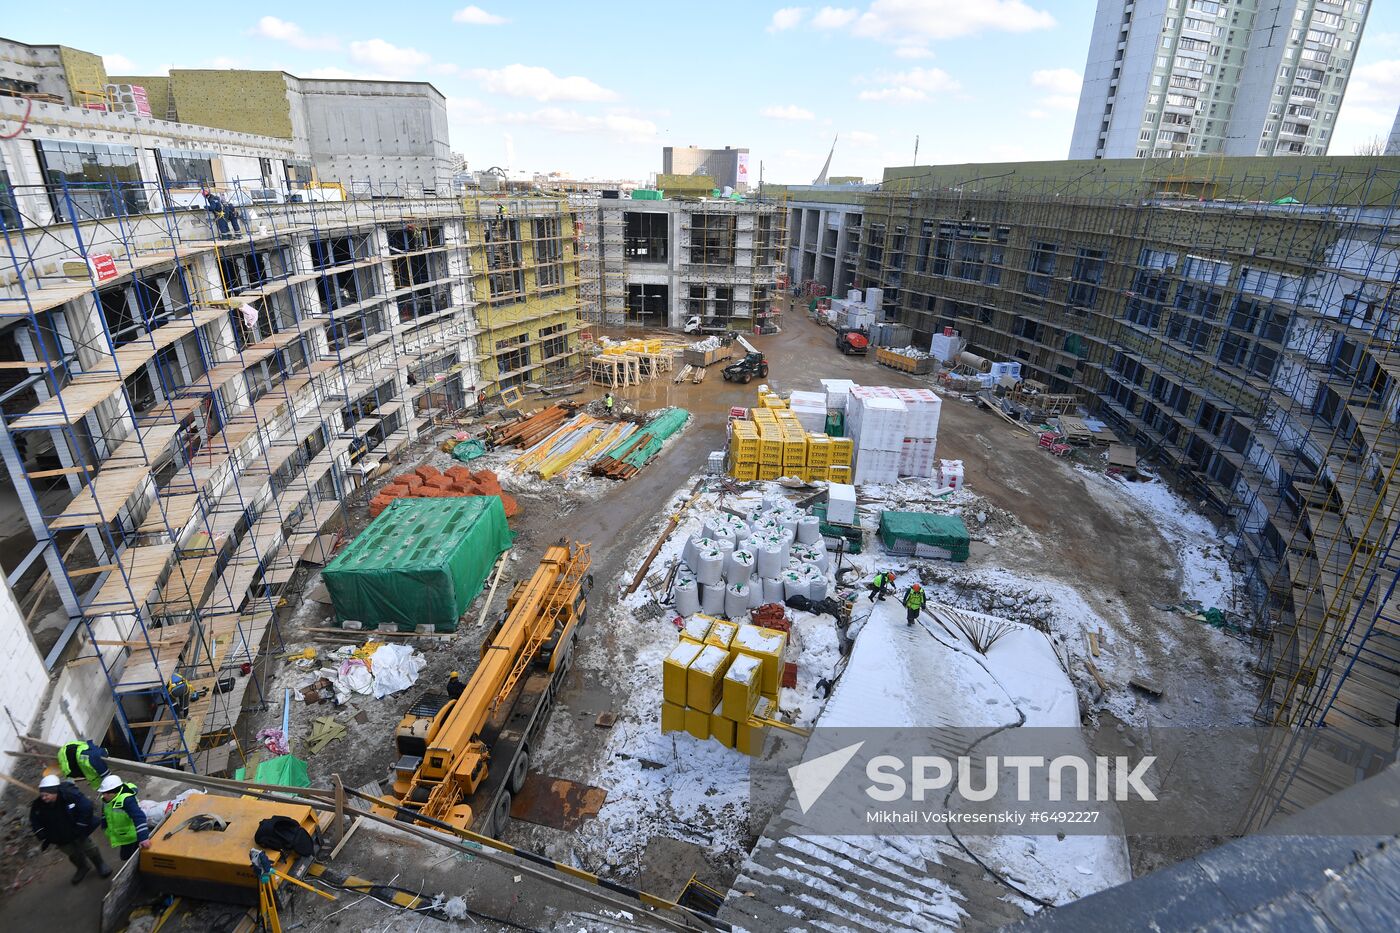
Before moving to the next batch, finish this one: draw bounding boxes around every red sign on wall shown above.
[89,253,118,283]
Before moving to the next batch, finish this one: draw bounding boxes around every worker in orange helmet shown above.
[903,582,926,627]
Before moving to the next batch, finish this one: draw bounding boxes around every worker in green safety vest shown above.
[903,583,926,627]
[867,570,895,603]
[604,393,614,412]
[98,774,152,861]
[56,739,110,789]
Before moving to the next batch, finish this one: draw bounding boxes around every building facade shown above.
[788,155,1399,827]
[576,193,786,331]
[662,146,750,192]
[0,92,579,774]
[784,185,878,297]
[1071,1,1369,160]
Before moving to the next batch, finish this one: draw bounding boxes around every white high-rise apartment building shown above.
[1071,1,1370,160]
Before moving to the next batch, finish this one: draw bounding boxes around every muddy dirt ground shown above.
[0,299,1258,931]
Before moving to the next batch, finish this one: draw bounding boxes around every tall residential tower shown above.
[1071,1,1369,160]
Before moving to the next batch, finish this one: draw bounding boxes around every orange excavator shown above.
[376,540,591,836]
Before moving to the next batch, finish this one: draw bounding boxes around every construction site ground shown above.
[0,300,1256,930]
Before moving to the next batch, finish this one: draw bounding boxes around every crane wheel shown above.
[491,792,512,836]
[509,747,529,794]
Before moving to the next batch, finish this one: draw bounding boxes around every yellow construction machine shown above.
[377,540,590,835]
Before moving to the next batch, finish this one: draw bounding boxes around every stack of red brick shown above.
[750,603,791,633]
[369,465,520,519]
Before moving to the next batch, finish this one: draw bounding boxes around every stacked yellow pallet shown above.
[662,617,787,756]
[727,392,857,483]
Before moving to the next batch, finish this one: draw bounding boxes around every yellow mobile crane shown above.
[377,541,591,836]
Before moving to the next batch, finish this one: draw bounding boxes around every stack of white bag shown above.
[673,497,832,619]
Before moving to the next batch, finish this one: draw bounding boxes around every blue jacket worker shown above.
[30,774,111,884]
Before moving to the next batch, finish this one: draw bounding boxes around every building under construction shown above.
[576,175,787,332]
[785,155,1400,826]
[0,78,581,778]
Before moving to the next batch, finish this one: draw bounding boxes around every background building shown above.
[661,145,750,192]
[1386,105,1400,155]
[785,154,1400,827]
[1071,1,1369,160]
[576,176,786,331]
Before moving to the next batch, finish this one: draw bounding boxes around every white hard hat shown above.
[98,774,124,794]
[39,774,60,790]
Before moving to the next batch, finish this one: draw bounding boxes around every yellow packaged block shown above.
[827,464,851,483]
[731,462,757,482]
[710,709,737,749]
[704,620,737,650]
[830,438,854,466]
[661,701,686,733]
[686,644,732,711]
[684,706,710,741]
[722,653,762,721]
[806,435,832,466]
[682,616,712,644]
[758,463,781,481]
[664,641,703,707]
[732,624,787,696]
[759,439,783,465]
[806,466,829,483]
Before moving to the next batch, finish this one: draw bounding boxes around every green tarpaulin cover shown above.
[451,439,487,461]
[878,511,970,562]
[322,496,513,631]
[235,754,310,787]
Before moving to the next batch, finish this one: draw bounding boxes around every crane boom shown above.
[379,541,590,833]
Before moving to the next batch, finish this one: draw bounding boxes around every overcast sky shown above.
[10,1,1400,183]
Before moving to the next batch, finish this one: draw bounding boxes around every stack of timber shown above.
[510,414,639,480]
[487,405,574,448]
[591,408,690,480]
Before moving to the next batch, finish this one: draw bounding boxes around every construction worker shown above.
[56,739,110,789]
[603,393,615,413]
[98,774,152,862]
[30,774,109,884]
[903,582,926,627]
[446,671,465,700]
[867,570,895,603]
[168,671,191,718]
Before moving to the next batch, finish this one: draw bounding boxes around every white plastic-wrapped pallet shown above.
[762,575,785,603]
[728,548,755,584]
[716,537,735,566]
[701,582,725,614]
[681,534,700,570]
[725,582,749,620]
[696,548,725,586]
[808,573,829,602]
[796,515,821,544]
[674,579,700,616]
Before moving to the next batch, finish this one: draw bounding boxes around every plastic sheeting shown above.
[369,643,426,699]
[323,497,514,631]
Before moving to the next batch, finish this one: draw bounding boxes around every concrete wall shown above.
[0,38,71,102]
[296,79,450,194]
[0,575,49,782]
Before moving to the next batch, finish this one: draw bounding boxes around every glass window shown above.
[0,168,19,231]
[157,148,216,188]
[34,140,147,221]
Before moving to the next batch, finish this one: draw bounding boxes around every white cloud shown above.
[769,7,807,32]
[498,107,657,142]
[812,6,859,29]
[855,66,960,102]
[305,66,378,80]
[452,5,508,25]
[851,0,1054,43]
[432,63,462,76]
[1330,58,1400,154]
[249,16,340,52]
[761,104,815,121]
[348,39,432,78]
[893,46,933,59]
[103,53,137,73]
[468,63,617,102]
[1030,67,1082,111]
[858,86,929,102]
